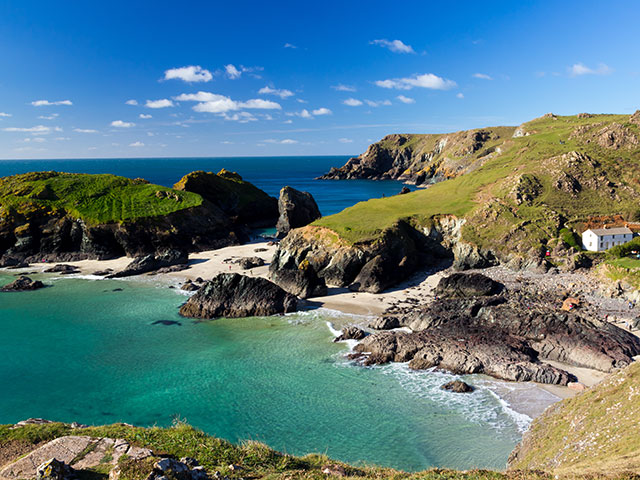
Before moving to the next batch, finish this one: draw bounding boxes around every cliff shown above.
[0,170,277,264]
[272,112,640,292]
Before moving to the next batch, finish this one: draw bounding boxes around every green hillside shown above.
[0,171,202,224]
[316,113,640,260]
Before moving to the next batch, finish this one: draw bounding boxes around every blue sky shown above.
[0,0,639,159]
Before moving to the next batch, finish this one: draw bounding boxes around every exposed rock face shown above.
[179,273,297,319]
[108,249,188,278]
[36,459,74,480]
[353,283,640,384]
[441,380,474,393]
[631,110,640,126]
[318,128,514,184]
[275,186,321,238]
[1,275,44,291]
[270,262,327,298]
[334,326,367,342]
[434,272,502,298]
[238,256,265,269]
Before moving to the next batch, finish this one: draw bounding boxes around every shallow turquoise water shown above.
[0,273,549,471]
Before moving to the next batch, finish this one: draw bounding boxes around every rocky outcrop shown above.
[441,380,474,393]
[318,128,514,184]
[108,249,188,278]
[352,274,640,383]
[275,186,321,238]
[238,256,265,269]
[174,169,278,227]
[334,326,367,342]
[179,273,297,319]
[1,275,44,291]
[434,272,502,298]
[270,261,327,298]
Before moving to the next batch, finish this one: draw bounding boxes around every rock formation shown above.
[270,260,327,298]
[1,276,44,291]
[434,272,502,298]
[441,380,474,393]
[108,249,188,278]
[238,256,265,269]
[179,273,297,319]
[333,326,367,342]
[275,186,321,238]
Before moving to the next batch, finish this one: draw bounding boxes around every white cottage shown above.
[581,227,633,252]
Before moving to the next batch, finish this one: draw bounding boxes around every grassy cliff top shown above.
[509,361,640,476]
[315,113,640,256]
[0,171,203,224]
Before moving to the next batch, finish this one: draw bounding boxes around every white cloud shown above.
[298,109,313,119]
[456,93,464,99]
[174,91,222,102]
[343,98,363,106]
[396,95,415,104]
[332,84,356,92]
[264,138,298,144]
[74,128,98,133]
[145,99,174,108]
[125,99,138,105]
[296,98,308,103]
[31,99,72,106]
[370,39,415,54]
[239,99,281,109]
[21,137,46,143]
[312,107,332,115]
[54,137,70,141]
[180,92,280,114]
[223,112,258,123]
[111,120,135,128]
[139,114,152,119]
[338,138,353,143]
[472,73,492,80]
[3,125,60,135]
[225,64,242,79]
[374,73,457,90]
[164,65,212,83]
[364,99,392,107]
[129,141,144,147]
[38,114,59,120]
[259,86,294,98]
[283,119,293,124]
[284,43,298,49]
[569,62,612,77]
[0,112,11,117]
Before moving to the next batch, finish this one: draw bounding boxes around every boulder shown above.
[334,326,367,342]
[369,316,401,330]
[181,281,200,292]
[43,264,80,274]
[238,256,265,269]
[435,272,502,298]
[36,459,74,480]
[441,380,475,393]
[179,273,297,319]
[270,262,327,299]
[1,276,44,291]
[399,186,411,195]
[109,249,188,278]
[275,186,321,238]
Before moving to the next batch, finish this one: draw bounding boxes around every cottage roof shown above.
[587,227,633,236]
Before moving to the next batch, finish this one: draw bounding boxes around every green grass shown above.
[315,113,640,259]
[0,172,202,224]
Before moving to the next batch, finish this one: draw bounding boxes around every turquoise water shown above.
[0,272,555,471]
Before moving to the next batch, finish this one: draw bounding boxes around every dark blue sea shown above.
[0,156,411,216]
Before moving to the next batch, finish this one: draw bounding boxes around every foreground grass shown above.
[0,172,202,224]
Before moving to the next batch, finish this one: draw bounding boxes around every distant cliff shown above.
[319,127,516,184]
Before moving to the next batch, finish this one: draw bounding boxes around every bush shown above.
[607,236,640,259]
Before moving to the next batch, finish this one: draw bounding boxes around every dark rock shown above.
[1,276,45,291]
[275,186,321,238]
[112,288,123,292]
[155,264,189,274]
[270,263,327,299]
[399,186,411,195]
[43,264,80,274]
[0,255,29,268]
[195,277,204,283]
[238,256,265,269]
[334,326,367,342]
[369,316,401,330]
[108,249,188,278]
[151,320,181,326]
[92,269,113,276]
[441,380,474,393]
[181,281,200,292]
[179,273,297,319]
[36,459,74,480]
[254,247,268,252]
[435,272,502,298]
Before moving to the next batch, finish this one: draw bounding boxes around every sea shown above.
[0,156,560,471]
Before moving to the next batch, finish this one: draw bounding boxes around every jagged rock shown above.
[179,273,297,319]
[275,186,321,238]
[238,256,265,269]
[441,380,474,393]
[631,110,640,126]
[334,326,367,342]
[270,263,327,299]
[92,269,113,276]
[181,280,200,292]
[36,459,74,480]
[399,186,411,195]
[1,275,44,291]
[43,264,80,274]
[369,316,401,330]
[109,249,188,278]
[434,273,502,298]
